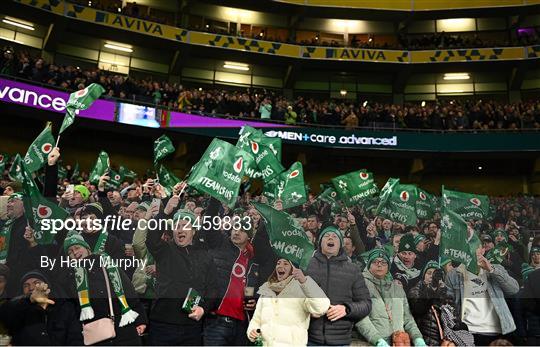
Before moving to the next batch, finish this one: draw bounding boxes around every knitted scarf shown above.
[268,276,293,294]
[440,304,475,346]
[93,230,108,255]
[0,219,13,264]
[75,254,138,327]
[393,254,421,280]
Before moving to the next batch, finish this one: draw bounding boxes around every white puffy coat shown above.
[247,276,330,346]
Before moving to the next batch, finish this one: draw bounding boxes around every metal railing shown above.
[2,73,540,134]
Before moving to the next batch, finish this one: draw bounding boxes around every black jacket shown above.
[522,268,540,337]
[0,295,83,345]
[306,250,372,345]
[60,254,147,346]
[146,216,218,326]
[3,216,35,297]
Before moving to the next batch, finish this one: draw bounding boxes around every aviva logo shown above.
[110,15,164,36]
[327,48,386,61]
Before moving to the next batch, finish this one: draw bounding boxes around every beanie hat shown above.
[530,246,540,255]
[63,230,91,253]
[398,233,417,253]
[491,229,508,242]
[521,263,535,281]
[74,185,90,201]
[365,248,390,268]
[173,210,196,224]
[422,260,440,280]
[136,202,150,212]
[80,202,104,219]
[318,226,343,248]
[481,234,493,243]
[8,192,23,201]
[439,256,452,268]
[414,234,426,246]
[20,270,50,289]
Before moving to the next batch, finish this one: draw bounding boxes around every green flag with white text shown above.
[264,162,307,209]
[416,188,437,220]
[252,202,314,271]
[119,166,137,179]
[375,178,419,226]
[440,206,480,274]
[331,170,378,207]
[89,151,110,185]
[442,186,489,221]
[60,83,105,133]
[0,153,9,175]
[23,123,55,173]
[21,163,69,245]
[188,138,249,207]
[153,135,175,164]
[8,154,24,182]
[236,126,284,181]
[156,163,180,196]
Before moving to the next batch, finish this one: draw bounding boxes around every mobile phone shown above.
[66,184,75,194]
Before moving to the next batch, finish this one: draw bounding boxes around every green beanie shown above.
[74,185,90,201]
[422,260,440,280]
[173,210,196,224]
[365,248,390,268]
[521,263,535,281]
[530,246,540,255]
[63,230,90,253]
[398,233,417,253]
[8,192,23,201]
[318,226,343,248]
[136,202,150,212]
[414,234,426,246]
[440,256,452,268]
[491,229,508,242]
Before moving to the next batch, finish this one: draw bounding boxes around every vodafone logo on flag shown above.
[330,191,337,198]
[289,169,300,179]
[419,192,427,201]
[75,88,88,98]
[251,141,259,154]
[470,198,481,206]
[115,175,121,181]
[233,157,243,173]
[0,154,4,163]
[37,204,52,218]
[41,143,53,154]
[400,191,410,202]
[359,172,369,180]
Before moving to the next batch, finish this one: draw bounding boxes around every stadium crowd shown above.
[2,49,540,131]
[0,144,539,346]
[68,0,540,50]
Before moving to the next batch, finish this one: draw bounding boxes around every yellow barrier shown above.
[14,0,540,64]
[273,0,540,10]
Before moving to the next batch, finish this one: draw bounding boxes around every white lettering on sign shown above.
[0,85,67,112]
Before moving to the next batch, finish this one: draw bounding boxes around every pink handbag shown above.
[82,267,116,345]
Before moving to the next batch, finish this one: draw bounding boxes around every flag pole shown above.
[55,135,61,147]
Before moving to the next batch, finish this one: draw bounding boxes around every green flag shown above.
[119,166,137,179]
[375,178,419,226]
[416,188,437,220]
[331,170,378,207]
[360,196,379,216]
[187,138,249,207]
[58,165,68,180]
[107,169,124,189]
[21,163,69,245]
[236,126,284,181]
[442,186,489,221]
[252,202,314,271]
[70,162,80,181]
[317,186,339,205]
[156,163,180,196]
[89,151,110,185]
[0,153,9,174]
[440,207,479,274]
[8,154,24,182]
[23,123,55,173]
[264,162,307,209]
[61,83,105,134]
[153,135,175,164]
